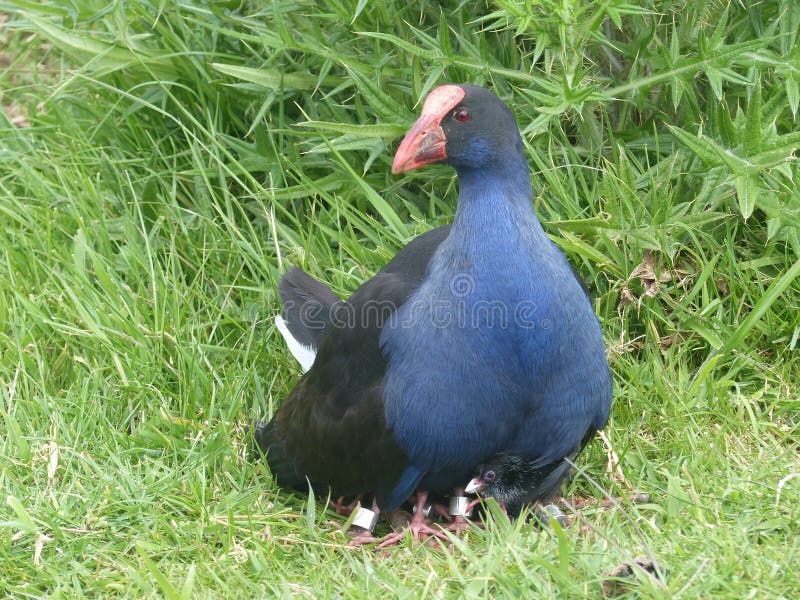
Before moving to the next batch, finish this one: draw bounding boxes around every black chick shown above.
[465,453,573,519]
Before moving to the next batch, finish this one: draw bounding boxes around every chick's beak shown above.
[465,477,483,494]
[391,84,465,174]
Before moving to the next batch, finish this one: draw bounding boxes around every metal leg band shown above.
[412,502,433,518]
[538,503,568,526]
[351,507,378,532]
[449,496,473,518]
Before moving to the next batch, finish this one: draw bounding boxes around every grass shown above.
[1,0,798,597]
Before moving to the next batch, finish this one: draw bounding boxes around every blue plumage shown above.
[258,84,612,542]
[382,150,611,500]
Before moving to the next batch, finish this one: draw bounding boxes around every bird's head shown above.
[464,454,529,503]
[392,84,522,174]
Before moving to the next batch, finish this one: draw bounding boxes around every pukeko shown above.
[255,84,612,545]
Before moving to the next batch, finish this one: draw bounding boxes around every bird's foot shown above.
[345,505,380,546]
[414,502,453,523]
[346,526,379,546]
[445,514,474,534]
[375,518,451,549]
[375,489,454,548]
[443,495,475,533]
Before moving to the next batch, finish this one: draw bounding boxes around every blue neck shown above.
[449,155,547,249]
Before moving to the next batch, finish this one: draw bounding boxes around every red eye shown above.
[484,470,496,482]
[454,109,470,122]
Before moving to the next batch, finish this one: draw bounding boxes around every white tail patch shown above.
[274,315,316,372]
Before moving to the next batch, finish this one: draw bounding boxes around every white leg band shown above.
[351,507,378,532]
[449,496,472,518]
[412,502,433,518]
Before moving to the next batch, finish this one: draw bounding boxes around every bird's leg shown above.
[464,497,508,519]
[410,498,434,519]
[410,497,459,524]
[431,502,453,521]
[334,494,362,516]
[376,490,451,549]
[346,499,381,546]
[446,488,474,533]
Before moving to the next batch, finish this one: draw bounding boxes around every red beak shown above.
[392,85,466,174]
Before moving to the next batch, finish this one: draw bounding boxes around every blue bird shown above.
[255,84,612,545]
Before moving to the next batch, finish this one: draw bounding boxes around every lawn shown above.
[1,1,798,597]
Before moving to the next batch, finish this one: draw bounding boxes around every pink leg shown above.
[348,527,379,545]
[465,497,508,518]
[446,488,474,534]
[376,490,452,549]
[432,502,452,521]
[347,499,381,546]
[447,514,471,533]
[334,495,361,516]
[465,497,481,515]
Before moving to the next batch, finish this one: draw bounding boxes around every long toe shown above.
[445,515,474,534]
[347,526,379,546]
[376,521,452,549]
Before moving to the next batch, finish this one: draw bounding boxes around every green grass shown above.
[1,0,798,597]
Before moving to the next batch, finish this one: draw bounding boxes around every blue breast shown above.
[379,167,611,500]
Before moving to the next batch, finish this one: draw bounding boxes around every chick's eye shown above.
[484,470,496,482]
[454,109,470,122]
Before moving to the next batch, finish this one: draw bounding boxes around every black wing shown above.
[278,267,341,351]
[256,226,451,504]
